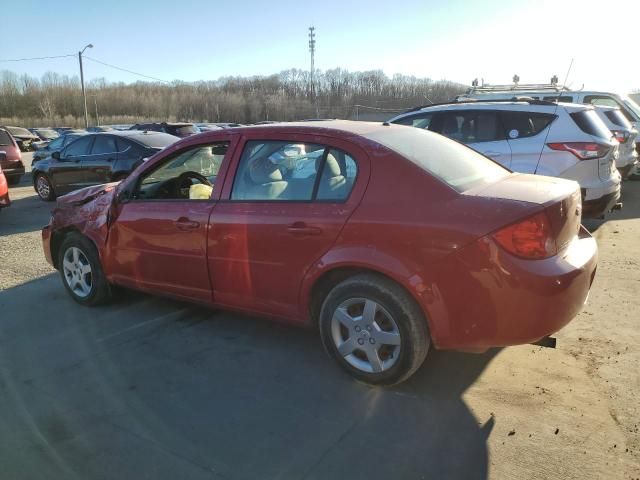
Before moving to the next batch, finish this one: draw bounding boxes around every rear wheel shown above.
[319,274,430,385]
[35,174,55,201]
[58,233,112,306]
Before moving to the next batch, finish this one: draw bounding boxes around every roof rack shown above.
[400,97,558,114]
[465,83,571,94]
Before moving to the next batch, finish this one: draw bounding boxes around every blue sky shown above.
[3,0,639,93]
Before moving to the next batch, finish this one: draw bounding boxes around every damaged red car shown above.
[42,121,598,385]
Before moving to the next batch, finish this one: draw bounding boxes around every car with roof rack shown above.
[388,99,622,218]
[456,81,640,157]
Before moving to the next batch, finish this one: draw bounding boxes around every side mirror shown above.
[51,151,61,160]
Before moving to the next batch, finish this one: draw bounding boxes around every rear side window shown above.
[604,110,632,129]
[393,113,433,129]
[231,141,357,202]
[0,130,13,145]
[439,111,504,143]
[500,111,556,139]
[570,110,612,140]
[365,127,509,192]
[64,136,93,157]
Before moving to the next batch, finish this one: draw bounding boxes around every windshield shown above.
[174,125,199,136]
[0,130,13,145]
[622,97,640,121]
[364,126,509,192]
[36,129,59,139]
[7,127,32,137]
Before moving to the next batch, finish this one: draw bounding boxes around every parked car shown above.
[196,122,242,131]
[32,130,178,201]
[104,124,133,131]
[31,132,88,164]
[0,127,25,185]
[30,128,60,141]
[87,126,114,133]
[53,127,75,135]
[389,100,622,218]
[457,83,640,156]
[42,121,597,385]
[0,162,10,212]
[0,126,39,151]
[592,106,638,179]
[130,122,198,138]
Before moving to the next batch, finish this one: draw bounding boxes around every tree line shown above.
[0,68,466,127]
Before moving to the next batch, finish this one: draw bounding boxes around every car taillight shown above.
[612,130,629,144]
[547,142,610,160]
[492,212,556,260]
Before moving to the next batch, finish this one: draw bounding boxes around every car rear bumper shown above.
[428,227,598,351]
[618,160,637,179]
[582,188,621,218]
[42,224,54,267]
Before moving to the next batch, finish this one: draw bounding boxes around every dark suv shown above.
[31,130,178,201]
[129,122,198,138]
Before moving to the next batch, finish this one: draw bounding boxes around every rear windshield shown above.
[365,127,509,192]
[604,110,632,129]
[130,132,179,149]
[0,130,13,145]
[570,110,612,140]
[174,125,199,136]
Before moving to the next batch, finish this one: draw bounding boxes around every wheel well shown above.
[50,227,80,269]
[308,267,412,326]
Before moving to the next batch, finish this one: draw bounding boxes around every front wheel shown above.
[35,174,55,201]
[319,274,430,385]
[58,233,112,306]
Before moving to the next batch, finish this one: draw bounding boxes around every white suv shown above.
[456,84,640,156]
[388,100,622,218]
[593,105,638,179]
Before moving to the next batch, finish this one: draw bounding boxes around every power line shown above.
[0,54,75,63]
[83,56,169,83]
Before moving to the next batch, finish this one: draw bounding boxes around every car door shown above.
[436,110,511,167]
[500,111,557,174]
[209,134,369,321]
[49,135,94,194]
[105,136,237,302]
[83,134,118,185]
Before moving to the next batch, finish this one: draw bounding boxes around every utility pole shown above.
[78,44,93,128]
[308,26,318,117]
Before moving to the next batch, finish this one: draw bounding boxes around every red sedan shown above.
[42,121,597,385]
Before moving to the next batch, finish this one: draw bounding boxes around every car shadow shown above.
[0,277,498,480]
[0,191,53,236]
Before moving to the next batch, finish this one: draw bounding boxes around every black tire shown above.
[7,175,21,186]
[319,273,430,385]
[58,233,112,306]
[34,173,55,201]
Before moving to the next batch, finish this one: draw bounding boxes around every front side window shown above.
[0,130,14,146]
[231,141,358,202]
[439,111,503,143]
[64,136,93,157]
[393,113,433,129]
[47,136,64,150]
[136,142,228,201]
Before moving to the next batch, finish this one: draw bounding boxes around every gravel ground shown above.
[0,164,639,479]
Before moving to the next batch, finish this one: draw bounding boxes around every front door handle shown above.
[287,222,322,236]
[175,217,200,231]
[485,151,501,157]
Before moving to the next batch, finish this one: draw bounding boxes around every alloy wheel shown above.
[330,297,402,373]
[62,247,93,298]
[36,176,50,199]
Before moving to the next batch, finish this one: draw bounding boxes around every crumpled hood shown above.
[56,182,119,208]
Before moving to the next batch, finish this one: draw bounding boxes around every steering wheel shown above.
[173,171,212,198]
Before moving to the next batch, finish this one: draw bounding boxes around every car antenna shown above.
[533,58,573,174]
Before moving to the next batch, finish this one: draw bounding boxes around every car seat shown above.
[243,156,288,200]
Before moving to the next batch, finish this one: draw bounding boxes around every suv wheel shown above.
[58,233,112,306]
[319,274,430,385]
[35,174,55,201]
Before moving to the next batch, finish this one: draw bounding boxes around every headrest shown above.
[316,152,342,178]
[249,157,283,183]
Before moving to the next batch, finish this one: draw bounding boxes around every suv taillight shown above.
[492,212,556,260]
[547,142,610,160]
[612,130,629,144]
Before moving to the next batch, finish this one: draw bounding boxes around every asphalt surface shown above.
[1,157,639,479]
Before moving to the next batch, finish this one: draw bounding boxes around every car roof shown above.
[392,101,592,118]
[214,120,395,137]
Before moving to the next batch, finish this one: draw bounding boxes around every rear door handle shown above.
[287,222,322,236]
[175,217,200,231]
